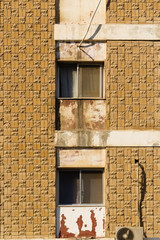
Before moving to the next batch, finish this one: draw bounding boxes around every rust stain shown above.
[103,218,105,230]
[60,100,74,107]
[76,210,97,238]
[90,11,93,17]
[96,44,101,51]
[60,214,75,238]
[72,106,76,115]
[68,50,72,56]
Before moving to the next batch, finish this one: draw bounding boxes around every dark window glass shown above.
[59,171,80,204]
[81,171,103,203]
[59,170,103,204]
[59,64,77,97]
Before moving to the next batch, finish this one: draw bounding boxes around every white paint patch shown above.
[107,130,160,146]
[57,149,105,167]
[57,206,105,238]
[54,24,160,41]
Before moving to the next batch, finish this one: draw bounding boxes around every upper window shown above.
[58,169,103,205]
[58,63,103,98]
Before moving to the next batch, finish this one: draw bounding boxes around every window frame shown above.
[57,62,104,99]
[57,168,104,206]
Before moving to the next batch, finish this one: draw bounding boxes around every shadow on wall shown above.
[139,163,146,238]
[55,99,60,130]
[106,0,111,11]
[55,0,60,23]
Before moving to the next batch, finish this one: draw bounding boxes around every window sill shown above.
[57,204,105,207]
[57,97,106,100]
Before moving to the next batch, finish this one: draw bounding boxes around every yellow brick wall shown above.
[106,41,160,130]
[106,0,160,23]
[0,0,56,238]
[106,147,160,238]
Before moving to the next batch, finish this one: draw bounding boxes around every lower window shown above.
[58,63,103,98]
[59,169,103,205]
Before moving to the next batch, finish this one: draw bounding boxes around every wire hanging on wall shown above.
[78,0,102,48]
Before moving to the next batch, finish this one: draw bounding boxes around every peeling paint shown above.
[76,210,97,237]
[57,206,105,238]
[60,214,75,238]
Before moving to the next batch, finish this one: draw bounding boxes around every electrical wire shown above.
[78,0,102,48]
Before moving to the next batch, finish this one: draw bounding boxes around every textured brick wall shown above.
[1,0,160,238]
[106,0,160,23]
[0,0,56,238]
[106,147,160,238]
[106,41,160,129]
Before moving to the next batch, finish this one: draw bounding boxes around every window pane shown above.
[79,65,100,97]
[59,171,80,204]
[81,171,103,203]
[59,64,77,97]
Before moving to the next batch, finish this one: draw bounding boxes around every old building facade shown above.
[0,0,160,239]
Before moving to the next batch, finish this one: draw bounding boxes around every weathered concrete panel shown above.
[59,100,78,130]
[55,130,109,147]
[57,207,105,238]
[56,42,106,61]
[55,130,160,147]
[59,0,105,24]
[83,100,106,129]
[59,100,106,130]
[54,24,160,41]
[57,149,105,167]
